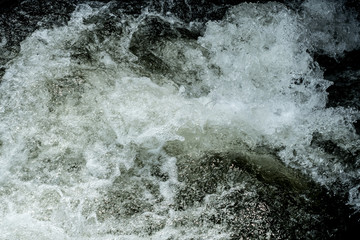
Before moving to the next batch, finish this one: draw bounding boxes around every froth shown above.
[301,0,360,57]
[0,0,359,238]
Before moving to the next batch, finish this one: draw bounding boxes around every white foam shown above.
[0,0,359,238]
[0,213,69,240]
[301,0,360,57]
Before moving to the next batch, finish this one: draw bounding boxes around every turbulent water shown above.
[0,0,360,239]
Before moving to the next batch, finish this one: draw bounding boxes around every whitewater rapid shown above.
[0,0,359,239]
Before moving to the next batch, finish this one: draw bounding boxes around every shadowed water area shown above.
[0,0,360,239]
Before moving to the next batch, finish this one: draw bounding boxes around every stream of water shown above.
[0,0,360,239]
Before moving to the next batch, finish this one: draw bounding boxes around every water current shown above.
[0,0,360,239]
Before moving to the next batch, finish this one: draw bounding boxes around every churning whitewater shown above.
[0,0,360,239]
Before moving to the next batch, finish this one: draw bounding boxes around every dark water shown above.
[0,0,360,239]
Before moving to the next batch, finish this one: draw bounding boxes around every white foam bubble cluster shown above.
[0,0,359,238]
[301,0,360,57]
[196,1,360,205]
[198,3,320,134]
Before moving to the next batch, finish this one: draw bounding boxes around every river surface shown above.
[0,0,360,239]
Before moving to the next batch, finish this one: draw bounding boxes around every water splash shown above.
[0,0,359,238]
